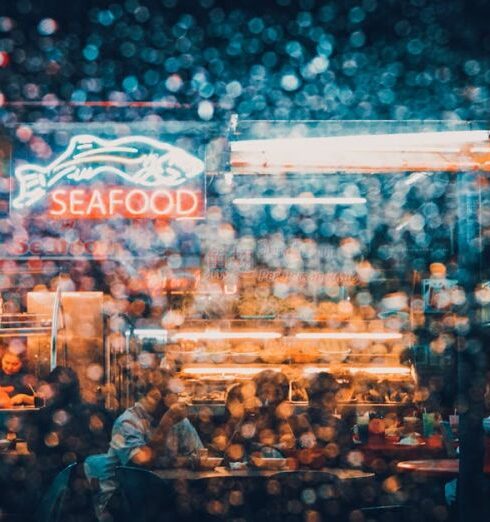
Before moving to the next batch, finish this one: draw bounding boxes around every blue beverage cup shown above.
[422,413,435,437]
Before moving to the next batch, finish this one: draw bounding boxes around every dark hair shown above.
[308,372,339,399]
[226,383,243,401]
[254,370,289,405]
[134,369,175,399]
[46,366,81,405]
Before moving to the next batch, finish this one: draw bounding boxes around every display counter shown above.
[122,314,415,414]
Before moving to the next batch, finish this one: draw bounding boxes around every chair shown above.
[36,463,77,522]
[84,453,119,521]
[115,466,175,522]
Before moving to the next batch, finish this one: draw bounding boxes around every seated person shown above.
[293,372,354,467]
[27,366,112,482]
[215,370,295,462]
[210,381,261,461]
[109,369,203,468]
[0,346,37,407]
[19,367,112,520]
[253,370,296,454]
[93,371,203,520]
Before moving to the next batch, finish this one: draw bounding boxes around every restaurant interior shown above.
[0,118,489,521]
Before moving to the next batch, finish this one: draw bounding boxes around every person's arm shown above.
[11,394,35,406]
[276,421,296,451]
[149,402,188,450]
[291,412,317,449]
[170,418,204,468]
[9,374,39,407]
[0,387,13,408]
[129,403,189,467]
[110,416,151,467]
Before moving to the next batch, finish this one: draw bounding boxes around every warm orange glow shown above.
[47,186,203,219]
[181,365,410,377]
[230,130,490,174]
[296,332,403,340]
[181,366,282,375]
[172,331,282,340]
[350,366,410,375]
[303,366,410,376]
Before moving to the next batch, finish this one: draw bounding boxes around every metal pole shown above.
[50,286,62,371]
[456,172,485,522]
[104,316,111,410]
[124,329,131,410]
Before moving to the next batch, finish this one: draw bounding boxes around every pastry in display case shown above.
[120,281,416,412]
[155,312,416,411]
[261,339,289,364]
[202,341,230,363]
[231,342,261,363]
[335,375,415,405]
[182,379,228,404]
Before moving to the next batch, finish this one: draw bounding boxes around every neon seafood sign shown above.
[12,134,205,219]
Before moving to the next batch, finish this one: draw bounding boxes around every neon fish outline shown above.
[12,134,205,210]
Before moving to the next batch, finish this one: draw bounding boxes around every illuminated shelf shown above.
[0,313,52,337]
[180,363,412,377]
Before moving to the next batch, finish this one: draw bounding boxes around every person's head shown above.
[45,366,81,406]
[1,350,24,376]
[308,372,339,412]
[254,370,289,408]
[137,370,180,421]
[225,382,259,420]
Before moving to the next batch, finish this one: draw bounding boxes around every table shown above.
[153,466,374,481]
[397,459,490,478]
[149,466,375,520]
[0,407,40,413]
[0,406,41,441]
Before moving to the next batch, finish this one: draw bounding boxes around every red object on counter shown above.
[358,434,445,470]
[360,434,444,455]
[397,437,490,477]
[397,458,490,477]
[397,459,459,478]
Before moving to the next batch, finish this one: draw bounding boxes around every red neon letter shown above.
[176,189,199,216]
[151,190,173,216]
[109,189,124,216]
[50,189,68,216]
[125,190,148,215]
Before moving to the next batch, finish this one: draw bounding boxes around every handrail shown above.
[0,313,52,317]
[0,313,52,336]
[50,286,62,371]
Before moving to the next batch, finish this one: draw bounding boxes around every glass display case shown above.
[107,119,488,414]
[0,311,52,379]
[120,311,415,413]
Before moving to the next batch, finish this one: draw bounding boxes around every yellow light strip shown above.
[181,365,410,377]
[349,366,411,375]
[134,328,168,338]
[172,331,282,340]
[303,366,410,375]
[181,366,282,375]
[295,332,403,340]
